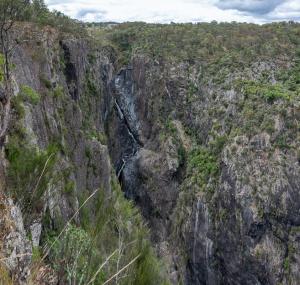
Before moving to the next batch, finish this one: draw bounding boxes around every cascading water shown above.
[110,67,143,202]
[193,197,201,264]
[113,98,140,179]
[189,197,215,285]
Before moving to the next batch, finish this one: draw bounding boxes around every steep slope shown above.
[104,22,300,284]
[1,21,300,285]
[0,24,168,284]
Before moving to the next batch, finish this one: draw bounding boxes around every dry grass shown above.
[28,264,58,285]
[0,263,14,285]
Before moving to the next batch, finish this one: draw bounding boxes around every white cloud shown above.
[215,0,283,15]
[45,0,300,23]
[267,0,300,21]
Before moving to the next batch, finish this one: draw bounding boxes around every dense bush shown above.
[6,137,57,214]
[187,147,219,189]
[238,80,293,102]
[46,225,93,284]
[20,0,87,36]
[94,22,300,66]
[19,85,40,104]
[45,177,169,285]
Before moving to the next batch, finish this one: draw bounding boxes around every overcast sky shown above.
[45,0,300,24]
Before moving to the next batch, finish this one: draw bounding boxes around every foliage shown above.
[283,257,290,272]
[165,119,177,135]
[0,0,29,78]
[93,21,300,68]
[85,130,108,145]
[46,225,92,285]
[25,0,86,36]
[0,0,29,24]
[19,85,40,104]
[54,86,64,98]
[63,180,75,195]
[132,243,170,285]
[5,130,57,214]
[45,176,169,285]
[209,135,227,156]
[85,75,97,96]
[11,95,25,118]
[30,0,48,22]
[238,80,292,102]
[276,56,300,93]
[0,263,13,285]
[187,147,219,189]
[39,74,52,89]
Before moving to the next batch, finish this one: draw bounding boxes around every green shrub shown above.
[46,225,92,285]
[239,80,292,102]
[187,147,219,189]
[263,84,290,101]
[19,85,40,104]
[6,138,57,214]
[209,135,227,155]
[283,257,290,272]
[64,180,75,195]
[177,144,186,166]
[165,119,177,135]
[11,95,25,118]
[86,130,108,145]
[31,246,41,263]
[45,177,170,285]
[86,76,97,96]
[85,146,92,159]
[40,75,52,89]
[133,243,170,285]
[52,86,64,98]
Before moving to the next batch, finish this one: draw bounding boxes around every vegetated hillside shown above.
[0,15,300,285]
[94,21,300,285]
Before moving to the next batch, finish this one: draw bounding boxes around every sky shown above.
[45,0,300,24]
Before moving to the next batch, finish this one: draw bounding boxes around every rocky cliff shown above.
[0,24,168,285]
[0,22,300,285]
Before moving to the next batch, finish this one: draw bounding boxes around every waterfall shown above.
[113,70,142,180]
[204,203,214,284]
[117,159,126,178]
[204,205,212,261]
[192,198,214,283]
[114,99,124,120]
[193,197,201,264]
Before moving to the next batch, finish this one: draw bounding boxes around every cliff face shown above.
[0,25,167,284]
[1,23,300,285]
[0,25,115,282]
[106,56,300,285]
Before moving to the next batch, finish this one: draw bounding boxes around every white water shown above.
[192,198,214,282]
[114,99,124,120]
[117,159,126,178]
[114,96,138,145]
[193,197,201,264]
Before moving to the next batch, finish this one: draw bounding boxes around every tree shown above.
[31,0,49,23]
[0,0,29,144]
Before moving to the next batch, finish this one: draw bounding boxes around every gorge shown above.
[0,20,300,285]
